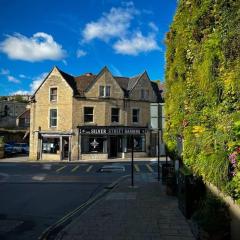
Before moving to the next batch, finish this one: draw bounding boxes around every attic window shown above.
[50,87,57,101]
[99,86,111,97]
[140,89,149,100]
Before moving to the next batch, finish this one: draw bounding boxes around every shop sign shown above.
[79,126,147,135]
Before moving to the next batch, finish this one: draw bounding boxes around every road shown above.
[0,161,160,240]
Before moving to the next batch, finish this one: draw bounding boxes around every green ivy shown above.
[165,0,240,203]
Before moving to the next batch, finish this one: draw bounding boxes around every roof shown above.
[32,66,162,101]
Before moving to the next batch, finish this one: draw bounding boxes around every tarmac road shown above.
[0,161,160,240]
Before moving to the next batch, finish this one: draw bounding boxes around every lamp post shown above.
[131,135,134,187]
[157,129,160,181]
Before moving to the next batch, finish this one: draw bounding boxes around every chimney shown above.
[85,72,93,76]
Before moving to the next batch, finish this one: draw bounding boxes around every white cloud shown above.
[82,3,138,42]
[0,32,66,62]
[19,74,27,78]
[113,32,160,56]
[11,90,29,95]
[76,49,87,58]
[7,75,21,83]
[10,72,48,96]
[149,22,159,32]
[0,68,10,75]
[30,72,48,93]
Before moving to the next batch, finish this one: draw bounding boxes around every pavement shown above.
[0,156,168,163]
[55,173,195,240]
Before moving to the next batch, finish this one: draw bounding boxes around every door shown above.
[109,136,118,158]
[62,137,69,160]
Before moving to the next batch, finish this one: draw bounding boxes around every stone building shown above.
[29,66,160,161]
[0,100,28,128]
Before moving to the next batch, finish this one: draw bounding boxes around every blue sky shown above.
[0,0,177,96]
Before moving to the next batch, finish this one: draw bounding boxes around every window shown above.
[50,109,57,127]
[50,88,57,101]
[132,109,139,123]
[84,107,94,123]
[140,89,149,100]
[106,86,111,97]
[42,137,60,154]
[111,108,120,123]
[127,135,145,152]
[99,86,111,97]
[99,86,104,97]
[81,136,107,153]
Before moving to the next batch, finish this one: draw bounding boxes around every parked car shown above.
[4,144,17,156]
[13,143,29,154]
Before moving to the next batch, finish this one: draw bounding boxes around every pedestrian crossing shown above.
[54,163,158,174]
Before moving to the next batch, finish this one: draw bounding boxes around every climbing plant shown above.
[165,0,240,203]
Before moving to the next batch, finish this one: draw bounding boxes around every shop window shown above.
[127,135,145,152]
[81,136,107,153]
[111,108,119,123]
[42,137,60,154]
[50,109,57,127]
[84,107,94,123]
[50,88,57,101]
[99,86,111,97]
[132,109,139,123]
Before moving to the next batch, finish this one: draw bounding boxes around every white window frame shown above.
[111,107,120,123]
[84,106,94,123]
[49,86,58,102]
[99,85,111,98]
[49,108,58,128]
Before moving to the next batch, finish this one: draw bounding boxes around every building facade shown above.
[29,66,160,161]
[0,100,28,128]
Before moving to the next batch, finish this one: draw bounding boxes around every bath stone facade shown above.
[29,66,160,161]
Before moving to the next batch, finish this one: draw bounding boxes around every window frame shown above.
[49,108,57,128]
[111,107,120,123]
[99,85,111,98]
[84,107,94,123]
[132,108,140,124]
[49,87,58,102]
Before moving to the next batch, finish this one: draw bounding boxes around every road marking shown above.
[134,164,140,172]
[71,165,79,172]
[86,165,93,172]
[146,164,153,173]
[56,166,66,173]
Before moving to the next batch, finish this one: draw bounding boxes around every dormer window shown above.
[50,87,57,101]
[99,86,111,97]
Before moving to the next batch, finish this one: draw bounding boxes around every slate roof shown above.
[58,68,145,97]
[32,66,162,102]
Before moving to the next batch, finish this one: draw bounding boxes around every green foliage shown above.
[165,0,240,202]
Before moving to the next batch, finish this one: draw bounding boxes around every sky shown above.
[0,0,177,96]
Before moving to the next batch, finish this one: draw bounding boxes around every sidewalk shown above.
[0,156,168,163]
[56,174,195,240]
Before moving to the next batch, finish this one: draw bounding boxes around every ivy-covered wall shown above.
[165,0,240,203]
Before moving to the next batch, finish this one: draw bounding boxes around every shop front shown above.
[38,131,72,161]
[79,126,148,160]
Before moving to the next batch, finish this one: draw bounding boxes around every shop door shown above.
[109,136,118,158]
[62,137,69,160]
